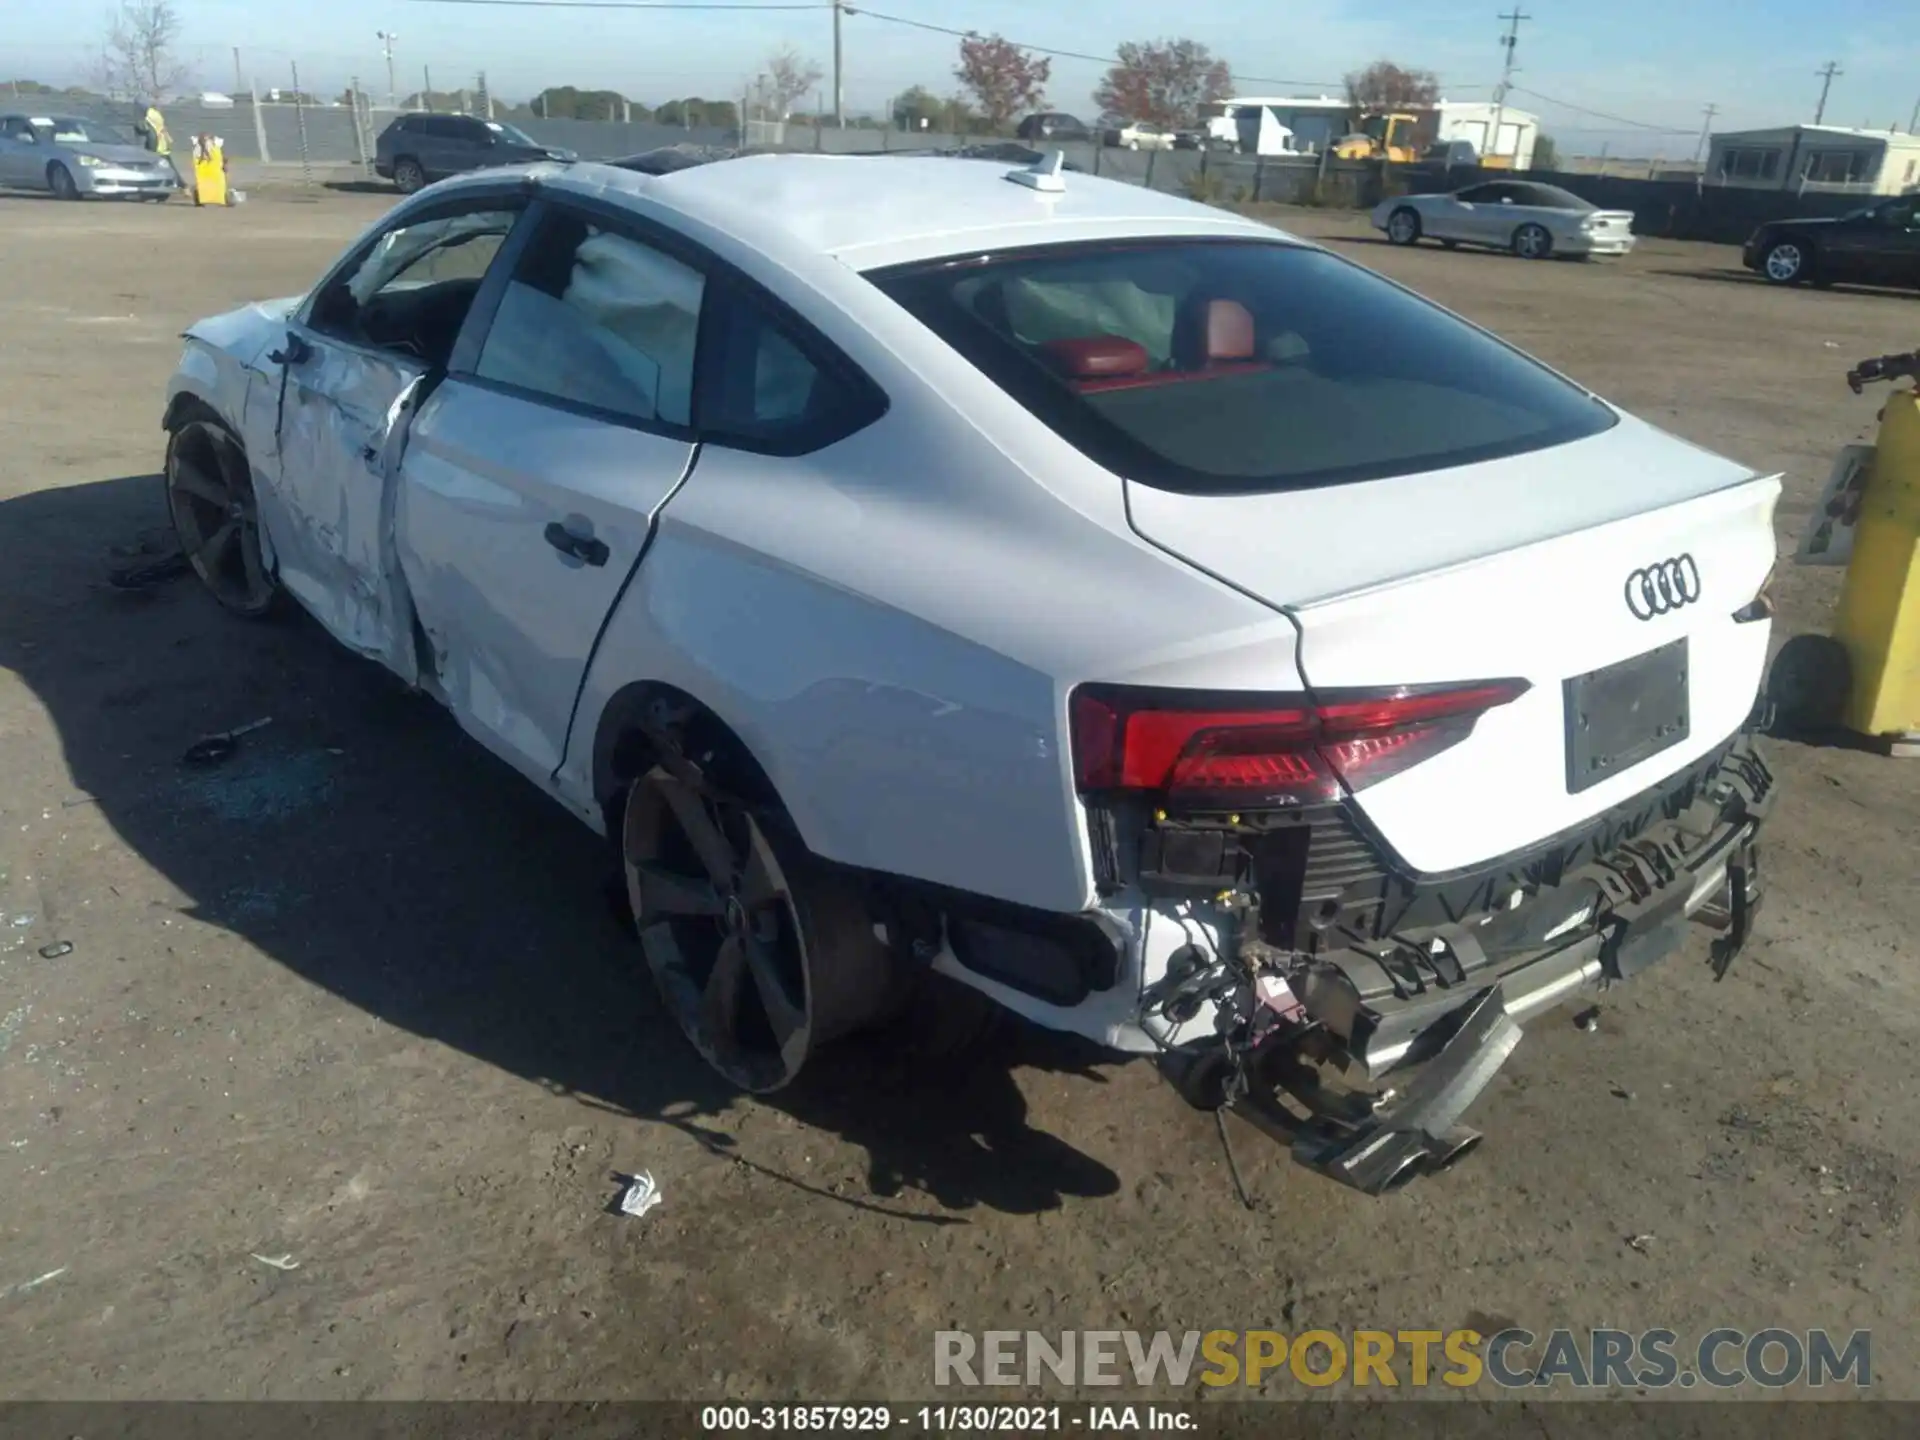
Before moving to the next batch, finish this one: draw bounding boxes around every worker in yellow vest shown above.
[138,101,180,187]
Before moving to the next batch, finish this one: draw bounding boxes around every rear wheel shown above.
[622,765,896,1092]
[165,418,280,617]
[392,156,426,194]
[1766,634,1851,731]
[1762,239,1810,285]
[1386,206,1422,246]
[47,162,80,200]
[1512,222,1553,260]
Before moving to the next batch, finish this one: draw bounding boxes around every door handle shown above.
[544,522,609,567]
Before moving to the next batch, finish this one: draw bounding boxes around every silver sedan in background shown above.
[1372,179,1636,259]
[0,114,179,200]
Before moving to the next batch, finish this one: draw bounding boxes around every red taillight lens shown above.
[1070,680,1529,809]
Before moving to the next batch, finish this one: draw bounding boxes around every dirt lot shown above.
[0,185,1916,1402]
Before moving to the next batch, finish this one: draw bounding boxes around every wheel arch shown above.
[590,678,788,846]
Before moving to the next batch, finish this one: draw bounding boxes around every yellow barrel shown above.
[1834,389,1920,737]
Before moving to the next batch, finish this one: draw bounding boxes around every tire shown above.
[1127,139,1140,151]
[165,417,283,618]
[392,156,426,194]
[1512,222,1553,260]
[1766,634,1851,732]
[622,763,898,1093]
[1761,239,1810,286]
[47,162,80,201]
[1385,206,1422,246]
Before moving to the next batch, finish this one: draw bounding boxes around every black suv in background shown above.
[1744,192,1920,289]
[374,114,576,193]
[1015,112,1091,143]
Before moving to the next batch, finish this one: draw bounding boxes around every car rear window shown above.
[1520,183,1595,210]
[870,239,1615,495]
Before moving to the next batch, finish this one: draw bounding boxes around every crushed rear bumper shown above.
[1220,735,1773,1194]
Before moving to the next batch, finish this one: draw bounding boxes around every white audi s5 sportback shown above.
[162,152,1777,1193]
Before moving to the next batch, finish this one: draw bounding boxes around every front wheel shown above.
[1385,206,1422,246]
[1762,240,1810,285]
[392,156,426,194]
[47,162,80,200]
[165,418,282,618]
[1512,223,1553,260]
[622,766,897,1093]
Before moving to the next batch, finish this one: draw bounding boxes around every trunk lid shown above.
[1125,417,1779,873]
[1582,209,1636,238]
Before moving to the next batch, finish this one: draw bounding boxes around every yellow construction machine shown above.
[1332,112,1420,163]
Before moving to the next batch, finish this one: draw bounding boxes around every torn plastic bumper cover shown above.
[1226,738,1773,1195]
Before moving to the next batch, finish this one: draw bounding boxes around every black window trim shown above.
[295,182,536,356]
[866,234,1619,498]
[447,187,889,455]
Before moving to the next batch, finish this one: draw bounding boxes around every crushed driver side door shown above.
[255,194,529,676]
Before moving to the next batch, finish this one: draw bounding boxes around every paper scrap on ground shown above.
[618,1172,662,1218]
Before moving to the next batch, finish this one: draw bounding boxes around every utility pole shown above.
[232,47,244,96]
[423,65,433,113]
[1813,61,1841,125]
[831,0,845,127]
[1693,102,1717,166]
[1489,7,1530,163]
[377,31,398,109]
[1907,91,1918,134]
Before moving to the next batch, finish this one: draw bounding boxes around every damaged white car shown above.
[162,153,1777,1193]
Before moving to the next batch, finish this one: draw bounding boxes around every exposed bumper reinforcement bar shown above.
[1222,829,1765,1197]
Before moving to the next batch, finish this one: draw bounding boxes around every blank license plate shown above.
[1564,639,1689,794]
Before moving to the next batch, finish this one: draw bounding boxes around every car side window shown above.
[702,290,884,452]
[308,204,522,361]
[1456,185,1495,202]
[1,117,34,141]
[473,209,705,428]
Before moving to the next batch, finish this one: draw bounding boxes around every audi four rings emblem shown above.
[1624,555,1702,619]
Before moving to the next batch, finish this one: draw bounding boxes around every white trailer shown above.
[1431,102,1540,170]
[1202,97,1349,156]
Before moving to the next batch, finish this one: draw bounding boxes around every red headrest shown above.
[1042,336,1150,380]
[1206,300,1255,362]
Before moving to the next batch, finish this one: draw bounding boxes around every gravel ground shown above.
[0,184,1914,1402]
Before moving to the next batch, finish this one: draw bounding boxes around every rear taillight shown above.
[1070,680,1529,809]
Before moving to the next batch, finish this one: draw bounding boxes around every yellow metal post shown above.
[1832,388,1920,741]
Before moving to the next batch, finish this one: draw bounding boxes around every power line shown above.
[848,6,1346,89]
[403,0,828,9]
[1508,84,1694,133]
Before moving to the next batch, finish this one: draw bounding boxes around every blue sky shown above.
[5,0,1915,155]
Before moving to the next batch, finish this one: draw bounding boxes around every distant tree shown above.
[656,97,738,130]
[94,0,191,101]
[528,86,637,121]
[891,84,943,131]
[1531,132,1559,170]
[1344,60,1440,113]
[5,79,62,95]
[955,33,1050,132]
[401,90,468,113]
[762,45,823,120]
[1094,39,1230,128]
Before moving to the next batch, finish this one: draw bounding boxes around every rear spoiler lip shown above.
[1279,470,1782,614]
